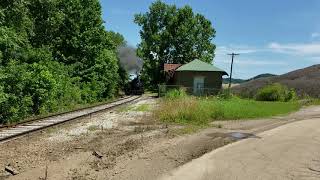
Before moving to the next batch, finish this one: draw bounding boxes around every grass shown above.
[304,98,320,106]
[118,105,135,112]
[154,96,302,128]
[87,125,100,131]
[135,104,150,112]
[118,104,150,112]
[169,123,224,135]
[144,91,158,97]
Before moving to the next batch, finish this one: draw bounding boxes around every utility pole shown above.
[227,53,240,89]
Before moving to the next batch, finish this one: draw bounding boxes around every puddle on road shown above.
[207,132,260,140]
[228,132,261,140]
[229,132,252,139]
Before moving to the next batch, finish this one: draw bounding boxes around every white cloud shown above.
[217,42,320,56]
[237,59,286,66]
[214,41,319,79]
[216,45,260,55]
[311,32,320,39]
[268,42,320,56]
[215,42,320,68]
[215,44,286,67]
[215,59,286,66]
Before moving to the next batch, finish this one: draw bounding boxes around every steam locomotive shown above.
[124,75,144,95]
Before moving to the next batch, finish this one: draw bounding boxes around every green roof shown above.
[176,59,228,75]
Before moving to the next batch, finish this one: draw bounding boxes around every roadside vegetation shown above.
[154,86,303,133]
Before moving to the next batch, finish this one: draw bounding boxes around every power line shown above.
[227,53,240,89]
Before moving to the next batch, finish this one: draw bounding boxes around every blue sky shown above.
[101,0,320,79]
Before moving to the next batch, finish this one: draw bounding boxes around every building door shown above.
[193,76,204,95]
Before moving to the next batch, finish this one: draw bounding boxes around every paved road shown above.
[161,118,320,180]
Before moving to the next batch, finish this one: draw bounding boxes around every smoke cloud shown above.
[117,46,143,74]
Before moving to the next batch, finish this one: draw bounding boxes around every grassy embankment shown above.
[154,93,302,134]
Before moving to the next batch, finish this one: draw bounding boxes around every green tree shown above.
[107,31,129,92]
[134,1,216,88]
[0,27,27,65]
[28,0,117,71]
[0,0,32,35]
[107,31,126,48]
[28,0,121,97]
[0,0,125,124]
[81,49,119,102]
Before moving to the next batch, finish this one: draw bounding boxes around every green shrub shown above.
[285,89,297,101]
[217,89,232,99]
[255,83,296,102]
[165,88,187,100]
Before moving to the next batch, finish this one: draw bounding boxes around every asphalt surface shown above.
[161,117,320,180]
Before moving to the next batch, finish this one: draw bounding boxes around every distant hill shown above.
[223,73,277,84]
[223,78,246,84]
[232,65,320,98]
[246,73,277,81]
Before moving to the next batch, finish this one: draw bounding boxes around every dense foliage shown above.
[255,83,296,102]
[0,0,126,124]
[134,1,216,88]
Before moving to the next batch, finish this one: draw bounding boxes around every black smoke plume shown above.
[117,46,143,74]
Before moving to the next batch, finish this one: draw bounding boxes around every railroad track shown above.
[0,96,141,143]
